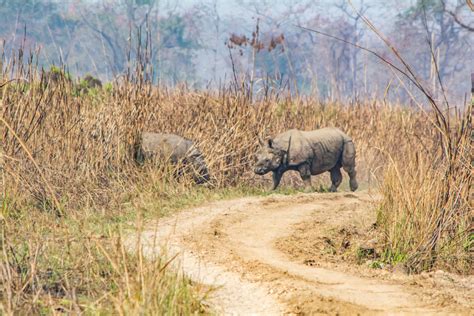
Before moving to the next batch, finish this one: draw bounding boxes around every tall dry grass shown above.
[1,46,471,313]
[377,99,472,273]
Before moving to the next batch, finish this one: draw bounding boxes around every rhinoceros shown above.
[135,132,210,184]
[254,127,358,192]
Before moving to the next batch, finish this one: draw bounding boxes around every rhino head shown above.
[183,145,211,184]
[254,137,291,175]
[189,153,210,184]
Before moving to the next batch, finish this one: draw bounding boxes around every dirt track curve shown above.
[134,191,473,315]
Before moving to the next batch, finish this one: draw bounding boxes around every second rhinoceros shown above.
[135,132,210,184]
[254,127,358,191]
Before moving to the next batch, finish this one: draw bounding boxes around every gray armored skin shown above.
[135,132,210,184]
[254,128,358,192]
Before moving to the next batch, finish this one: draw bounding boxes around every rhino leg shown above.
[330,167,342,192]
[342,140,358,192]
[343,170,358,191]
[272,170,283,190]
[133,143,145,165]
[298,163,312,191]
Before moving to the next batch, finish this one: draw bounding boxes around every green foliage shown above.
[405,0,443,15]
[369,260,384,269]
[47,13,67,29]
[47,12,79,31]
[0,0,203,84]
[48,65,72,81]
[73,74,104,96]
[135,0,155,5]
[49,65,61,74]
[0,0,57,18]
[104,82,113,93]
[381,249,407,265]
[159,15,199,49]
[0,0,59,45]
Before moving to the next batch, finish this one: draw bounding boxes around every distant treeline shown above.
[0,0,472,103]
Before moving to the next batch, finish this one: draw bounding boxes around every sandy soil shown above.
[133,190,473,315]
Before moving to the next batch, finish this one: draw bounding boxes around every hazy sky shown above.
[160,0,419,34]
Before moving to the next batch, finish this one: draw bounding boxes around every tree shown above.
[78,0,201,83]
[440,0,474,32]
[395,0,473,99]
[333,0,370,97]
[0,0,80,65]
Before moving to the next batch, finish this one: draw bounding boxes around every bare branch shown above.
[441,0,474,32]
[79,12,122,75]
[294,25,423,93]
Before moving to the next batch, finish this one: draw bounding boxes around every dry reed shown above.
[0,45,471,313]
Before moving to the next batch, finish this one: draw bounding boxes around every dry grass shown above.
[0,48,471,313]
[377,105,472,273]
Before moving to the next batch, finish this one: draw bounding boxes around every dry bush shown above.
[377,104,472,273]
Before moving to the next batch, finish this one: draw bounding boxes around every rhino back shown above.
[302,128,347,172]
[273,129,312,165]
[301,128,348,149]
[141,132,194,162]
[273,128,349,173]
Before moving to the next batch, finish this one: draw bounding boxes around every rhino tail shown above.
[342,140,356,169]
[342,139,358,191]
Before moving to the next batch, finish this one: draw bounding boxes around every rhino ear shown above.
[267,139,273,148]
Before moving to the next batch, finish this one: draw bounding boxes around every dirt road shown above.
[135,191,473,315]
